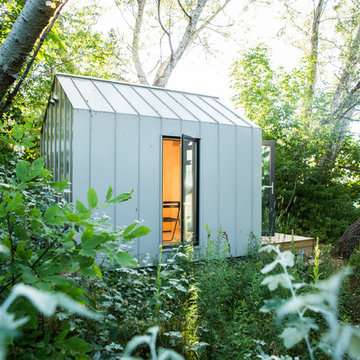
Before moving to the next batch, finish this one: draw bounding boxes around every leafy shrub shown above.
[260,244,360,359]
[0,283,100,360]
[0,156,150,358]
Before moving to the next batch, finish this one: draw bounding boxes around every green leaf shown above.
[114,252,138,267]
[44,204,66,225]
[76,200,88,213]
[0,243,10,256]
[79,249,97,258]
[175,284,187,292]
[52,179,68,191]
[87,187,98,208]
[82,235,104,250]
[260,299,286,313]
[9,284,101,319]
[66,211,80,223]
[261,274,294,291]
[79,267,98,278]
[123,223,137,237]
[92,263,102,279]
[106,186,113,201]
[261,260,279,274]
[348,327,360,359]
[123,226,151,241]
[100,191,133,208]
[279,327,304,348]
[54,329,70,345]
[22,268,38,284]
[6,192,23,211]
[3,235,11,250]
[13,124,24,140]
[64,335,91,355]
[81,227,94,243]
[43,275,69,286]
[66,287,85,298]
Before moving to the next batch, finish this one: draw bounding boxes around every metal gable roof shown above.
[55,73,257,128]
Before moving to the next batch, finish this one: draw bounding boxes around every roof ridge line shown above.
[55,73,220,100]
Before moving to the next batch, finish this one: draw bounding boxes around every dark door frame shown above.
[262,140,275,236]
[181,135,200,246]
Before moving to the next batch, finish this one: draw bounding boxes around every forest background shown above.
[2,0,360,358]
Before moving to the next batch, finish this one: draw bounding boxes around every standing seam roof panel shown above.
[149,88,198,121]
[114,83,158,117]
[92,80,138,115]
[54,74,254,127]
[132,86,180,119]
[169,92,216,123]
[57,76,89,110]
[72,78,114,112]
[211,98,258,127]
[187,94,234,125]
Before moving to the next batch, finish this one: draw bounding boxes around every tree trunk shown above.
[302,0,326,119]
[0,0,62,104]
[334,218,360,259]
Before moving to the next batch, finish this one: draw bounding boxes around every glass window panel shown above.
[182,136,199,245]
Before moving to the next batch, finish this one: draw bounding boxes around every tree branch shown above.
[177,0,192,20]
[0,0,68,117]
[157,0,174,61]
[302,0,327,118]
[0,0,63,105]
[153,0,208,87]
[132,0,149,85]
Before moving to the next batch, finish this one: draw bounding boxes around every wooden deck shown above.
[262,233,315,254]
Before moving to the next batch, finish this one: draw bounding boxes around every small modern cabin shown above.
[41,73,262,262]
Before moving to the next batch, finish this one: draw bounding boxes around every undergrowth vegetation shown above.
[0,122,359,359]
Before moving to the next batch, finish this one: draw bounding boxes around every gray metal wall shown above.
[41,80,262,262]
[41,79,73,201]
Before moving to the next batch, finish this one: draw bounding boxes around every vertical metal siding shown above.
[161,118,181,137]
[252,127,262,239]
[90,111,116,222]
[138,115,161,259]
[199,122,219,248]
[181,120,200,138]
[115,113,140,258]
[50,95,55,181]
[218,126,237,255]
[72,109,91,206]
[60,87,65,180]
[236,127,253,255]
[69,104,74,202]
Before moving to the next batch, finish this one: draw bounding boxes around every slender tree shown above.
[119,0,233,87]
[0,0,65,106]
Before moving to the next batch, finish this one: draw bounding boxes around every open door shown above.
[181,135,199,245]
[262,140,275,236]
[162,136,199,246]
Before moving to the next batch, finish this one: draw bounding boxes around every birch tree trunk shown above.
[302,0,326,119]
[130,0,232,88]
[0,0,62,104]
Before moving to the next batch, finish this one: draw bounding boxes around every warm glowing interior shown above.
[162,138,181,244]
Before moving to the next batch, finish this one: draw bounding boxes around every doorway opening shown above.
[162,138,181,244]
[162,136,199,246]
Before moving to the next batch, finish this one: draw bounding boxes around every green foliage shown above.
[0,151,149,358]
[260,244,360,360]
[121,327,184,360]
[0,283,100,360]
[231,45,360,243]
[349,245,360,281]
[310,239,321,284]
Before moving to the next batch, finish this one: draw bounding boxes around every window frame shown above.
[161,135,200,247]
